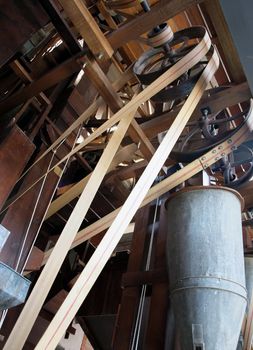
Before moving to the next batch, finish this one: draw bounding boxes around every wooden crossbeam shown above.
[34,47,219,349]
[0,54,85,115]
[3,30,211,215]
[42,98,253,265]
[15,65,134,188]
[108,0,205,50]
[45,143,137,219]
[43,82,252,219]
[58,0,113,59]
[4,28,212,349]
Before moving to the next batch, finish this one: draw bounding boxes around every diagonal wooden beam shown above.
[3,108,137,350]
[45,144,137,219]
[108,0,205,50]
[58,0,113,59]
[4,29,212,349]
[4,30,211,214]
[42,97,253,266]
[34,47,219,349]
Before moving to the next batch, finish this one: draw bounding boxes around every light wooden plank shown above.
[58,0,113,59]
[42,97,253,265]
[3,29,211,215]
[34,46,219,349]
[3,108,137,350]
[4,30,212,350]
[45,143,137,219]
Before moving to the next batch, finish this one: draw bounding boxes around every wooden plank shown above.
[4,30,213,350]
[0,0,48,67]
[113,205,151,349]
[0,54,85,115]
[0,148,58,272]
[0,126,35,211]
[58,0,113,59]
[25,246,44,272]
[3,109,137,350]
[243,290,253,350]
[43,94,253,262]
[122,269,168,287]
[45,143,137,219]
[33,45,218,349]
[108,0,204,50]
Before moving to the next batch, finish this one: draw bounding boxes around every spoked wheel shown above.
[133,27,207,104]
[170,104,251,163]
[209,143,253,189]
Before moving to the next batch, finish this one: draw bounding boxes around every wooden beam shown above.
[4,30,213,349]
[113,205,151,349]
[85,58,159,166]
[45,143,137,219]
[4,108,137,349]
[24,247,44,272]
[33,45,218,349]
[58,0,113,59]
[39,0,82,55]
[145,204,170,349]
[108,0,205,50]
[43,82,253,264]
[0,126,35,211]
[0,54,86,115]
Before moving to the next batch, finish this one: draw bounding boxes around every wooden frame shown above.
[4,27,213,349]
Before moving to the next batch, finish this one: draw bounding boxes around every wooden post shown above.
[58,0,114,59]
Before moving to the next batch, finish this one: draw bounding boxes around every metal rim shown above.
[164,185,244,210]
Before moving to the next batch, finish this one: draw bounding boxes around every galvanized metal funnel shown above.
[165,186,247,350]
[0,262,31,310]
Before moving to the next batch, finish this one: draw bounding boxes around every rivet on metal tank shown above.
[165,186,247,350]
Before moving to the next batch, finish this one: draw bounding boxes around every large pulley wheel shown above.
[133,27,207,103]
[170,102,251,163]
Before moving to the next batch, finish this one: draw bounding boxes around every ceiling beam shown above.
[108,0,205,50]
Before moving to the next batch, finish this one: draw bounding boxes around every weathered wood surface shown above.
[0,0,48,67]
[0,148,58,272]
[0,126,35,211]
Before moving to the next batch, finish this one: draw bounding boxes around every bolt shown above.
[212,149,216,154]
[227,139,232,144]
[215,157,219,161]
[221,153,225,157]
[201,156,206,161]
[218,145,223,150]
[97,52,104,60]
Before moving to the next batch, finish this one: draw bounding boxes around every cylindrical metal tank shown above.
[165,186,247,350]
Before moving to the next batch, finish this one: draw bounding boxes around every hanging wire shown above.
[131,183,161,350]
